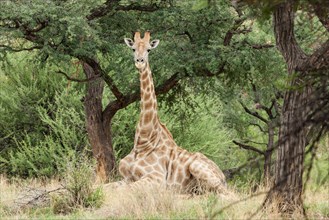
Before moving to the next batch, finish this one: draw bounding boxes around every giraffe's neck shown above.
[135,63,160,148]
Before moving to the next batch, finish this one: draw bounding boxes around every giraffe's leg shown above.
[119,176,164,192]
[188,153,227,194]
[103,158,132,190]
[118,153,135,183]
[103,180,128,190]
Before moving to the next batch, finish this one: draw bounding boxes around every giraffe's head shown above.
[124,31,160,70]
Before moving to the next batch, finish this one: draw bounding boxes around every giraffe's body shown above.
[119,32,227,194]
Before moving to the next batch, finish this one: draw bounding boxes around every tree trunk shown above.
[263,121,274,186]
[264,0,329,215]
[266,1,309,214]
[82,62,115,183]
[270,84,309,214]
[263,152,271,187]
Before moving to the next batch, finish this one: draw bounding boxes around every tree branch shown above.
[232,27,252,34]
[274,1,306,73]
[243,139,268,146]
[193,65,225,77]
[81,57,124,101]
[102,72,125,101]
[155,72,180,95]
[223,156,261,180]
[251,82,274,119]
[116,3,160,12]
[251,44,274,50]
[102,72,181,121]
[176,31,193,43]
[296,39,329,72]
[249,122,267,133]
[26,20,48,33]
[233,140,265,155]
[223,18,246,46]
[239,101,268,123]
[311,1,329,32]
[87,0,160,20]
[275,1,329,73]
[56,70,101,83]
[0,44,41,52]
[87,0,120,20]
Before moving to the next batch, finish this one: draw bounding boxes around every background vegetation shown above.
[0,0,328,219]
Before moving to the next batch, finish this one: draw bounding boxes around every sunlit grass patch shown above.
[304,185,329,219]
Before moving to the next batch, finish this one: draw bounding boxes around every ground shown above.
[0,175,328,219]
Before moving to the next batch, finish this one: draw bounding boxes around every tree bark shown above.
[265,1,325,214]
[271,85,309,213]
[269,1,307,213]
[82,62,115,183]
[264,121,274,187]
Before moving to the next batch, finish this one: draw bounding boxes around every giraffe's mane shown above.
[159,122,173,139]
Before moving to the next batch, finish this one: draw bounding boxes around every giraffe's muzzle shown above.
[135,58,146,69]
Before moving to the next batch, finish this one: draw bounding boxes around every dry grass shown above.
[0,175,328,220]
[0,175,62,219]
[304,184,329,219]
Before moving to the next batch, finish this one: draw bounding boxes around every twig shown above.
[249,122,266,133]
[210,190,268,219]
[0,44,41,52]
[251,44,275,49]
[56,70,101,83]
[233,140,265,155]
[15,186,64,209]
[239,101,268,123]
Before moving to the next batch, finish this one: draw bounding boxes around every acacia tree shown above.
[267,0,329,214]
[230,0,329,214]
[0,0,239,182]
[0,0,181,182]
[0,0,296,184]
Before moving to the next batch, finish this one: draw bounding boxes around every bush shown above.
[0,56,66,149]
[0,92,87,177]
[0,57,88,177]
[51,158,104,214]
[160,94,244,170]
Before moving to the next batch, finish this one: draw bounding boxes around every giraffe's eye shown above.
[147,49,151,52]
[132,49,135,52]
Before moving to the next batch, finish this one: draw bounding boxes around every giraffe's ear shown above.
[150,40,160,49]
[124,38,134,48]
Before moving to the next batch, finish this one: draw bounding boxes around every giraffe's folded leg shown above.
[189,153,227,194]
[123,176,164,192]
[105,180,128,188]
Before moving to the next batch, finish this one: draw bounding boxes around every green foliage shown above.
[1,96,87,177]
[52,158,104,214]
[0,54,63,148]
[160,93,242,170]
[0,0,326,193]
[0,56,88,177]
[111,102,139,162]
[1,136,68,177]
[1,0,236,96]
[294,10,329,53]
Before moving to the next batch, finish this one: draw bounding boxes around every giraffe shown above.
[118,31,227,194]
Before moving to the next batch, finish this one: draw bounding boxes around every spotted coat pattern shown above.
[119,32,227,193]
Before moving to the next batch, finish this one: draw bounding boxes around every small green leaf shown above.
[192,0,208,11]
